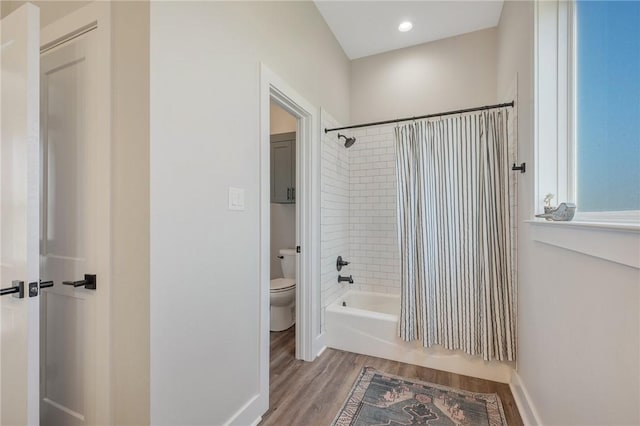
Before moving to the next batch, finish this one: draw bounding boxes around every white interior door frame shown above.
[254,63,321,420]
[40,3,112,425]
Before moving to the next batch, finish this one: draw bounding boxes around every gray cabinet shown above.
[271,132,296,203]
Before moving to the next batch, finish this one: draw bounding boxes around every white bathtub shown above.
[325,290,513,383]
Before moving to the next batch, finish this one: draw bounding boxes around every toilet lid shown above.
[270,278,295,291]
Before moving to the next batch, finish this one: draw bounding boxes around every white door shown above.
[39,27,103,426]
[0,4,41,426]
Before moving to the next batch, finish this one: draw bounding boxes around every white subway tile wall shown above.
[320,110,351,331]
[348,124,401,294]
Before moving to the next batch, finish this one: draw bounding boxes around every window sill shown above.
[525,219,640,269]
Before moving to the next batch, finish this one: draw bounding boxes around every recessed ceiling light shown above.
[398,21,413,32]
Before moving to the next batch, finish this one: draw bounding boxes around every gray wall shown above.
[111,2,150,424]
[350,28,498,123]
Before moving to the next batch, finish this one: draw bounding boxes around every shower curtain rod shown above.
[324,101,515,133]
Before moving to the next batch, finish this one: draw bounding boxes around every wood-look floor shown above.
[261,326,523,425]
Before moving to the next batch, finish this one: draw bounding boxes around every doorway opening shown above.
[268,100,298,341]
[252,64,322,423]
[268,99,298,392]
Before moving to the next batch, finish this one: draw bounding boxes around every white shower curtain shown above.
[394,109,516,362]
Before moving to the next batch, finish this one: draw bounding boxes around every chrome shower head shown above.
[337,133,356,148]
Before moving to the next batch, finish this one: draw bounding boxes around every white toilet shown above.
[270,248,296,331]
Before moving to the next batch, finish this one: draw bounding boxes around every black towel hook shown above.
[512,163,526,173]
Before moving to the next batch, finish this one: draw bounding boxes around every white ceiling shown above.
[314,1,504,60]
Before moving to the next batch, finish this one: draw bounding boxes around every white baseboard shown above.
[313,332,326,359]
[509,372,543,426]
[224,393,266,426]
[316,344,327,357]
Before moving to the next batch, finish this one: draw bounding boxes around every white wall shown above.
[149,2,350,424]
[497,2,640,424]
[350,28,498,123]
[321,111,351,330]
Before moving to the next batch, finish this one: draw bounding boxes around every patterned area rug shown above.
[332,367,507,426]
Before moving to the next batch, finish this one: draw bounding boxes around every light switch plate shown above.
[228,187,245,211]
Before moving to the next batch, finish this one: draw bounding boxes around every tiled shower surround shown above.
[320,111,351,330]
[347,125,401,294]
[321,120,400,332]
[321,110,517,336]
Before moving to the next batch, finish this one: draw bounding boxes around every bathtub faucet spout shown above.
[338,275,354,284]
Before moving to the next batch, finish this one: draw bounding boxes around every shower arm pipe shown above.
[324,101,515,133]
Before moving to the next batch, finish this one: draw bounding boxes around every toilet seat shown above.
[270,278,295,292]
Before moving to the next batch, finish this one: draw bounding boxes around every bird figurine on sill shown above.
[535,202,577,221]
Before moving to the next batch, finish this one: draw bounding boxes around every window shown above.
[536,0,640,224]
[575,1,640,216]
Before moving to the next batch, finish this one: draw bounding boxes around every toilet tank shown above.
[279,248,296,279]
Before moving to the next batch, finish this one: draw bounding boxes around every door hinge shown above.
[296,246,301,253]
